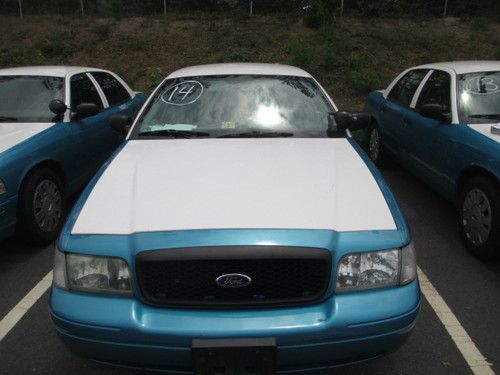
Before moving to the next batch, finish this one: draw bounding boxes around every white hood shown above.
[467,124,500,143]
[71,138,397,235]
[0,123,53,154]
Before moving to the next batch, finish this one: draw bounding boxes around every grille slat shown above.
[136,246,331,308]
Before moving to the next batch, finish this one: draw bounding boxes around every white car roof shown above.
[414,61,500,75]
[0,65,110,78]
[168,63,312,79]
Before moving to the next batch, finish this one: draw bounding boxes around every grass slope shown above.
[0,15,499,110]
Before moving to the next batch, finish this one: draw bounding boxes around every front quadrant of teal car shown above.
[0,66,146,245]
[365,61,500,259]
[50,63,420,373]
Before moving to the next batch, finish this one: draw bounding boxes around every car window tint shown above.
[91,72,131,107]
[388,69,428,107]
[416,71,451,112]
[70,73,104,110]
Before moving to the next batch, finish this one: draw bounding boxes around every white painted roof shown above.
[168,63,312,79]
[414,61,500,75]
[0,65,109,77]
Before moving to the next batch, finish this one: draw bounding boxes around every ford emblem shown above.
[216,273,252,288]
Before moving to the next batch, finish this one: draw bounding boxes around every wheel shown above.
[368,124,384,166]
[458,175,500,259]
[16,167,65,245]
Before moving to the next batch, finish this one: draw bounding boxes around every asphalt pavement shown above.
[0,161,498,375]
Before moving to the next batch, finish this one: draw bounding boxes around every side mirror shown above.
[72,103,100,120]
[420,103,451,123]
[49,99,67,116]
[108,113,131,132]
[334,111,371,131]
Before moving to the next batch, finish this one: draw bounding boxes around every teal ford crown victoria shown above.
[366,61,500,259]
[51,63,420,373]
[0,66,145,244]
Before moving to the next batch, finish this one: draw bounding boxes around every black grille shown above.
[136,246,331,307]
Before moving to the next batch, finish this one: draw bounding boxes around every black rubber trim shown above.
[136,246,331,261]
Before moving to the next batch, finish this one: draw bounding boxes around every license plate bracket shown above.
[192,337,276,375]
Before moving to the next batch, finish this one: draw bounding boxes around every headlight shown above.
[53,248,132,295]
[336,243,416,292]
[0,179,6,195]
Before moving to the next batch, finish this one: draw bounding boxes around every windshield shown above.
[457,71,500,124]
[0,75,64,123]
[131,75,338,138]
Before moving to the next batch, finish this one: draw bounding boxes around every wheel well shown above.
[21,160,66,191]
[456,166,499,200]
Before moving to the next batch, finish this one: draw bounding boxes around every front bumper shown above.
[0,195,17,242]
[50,280,420,373]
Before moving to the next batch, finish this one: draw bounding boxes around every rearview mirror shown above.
[108,113,131,133]
[334,111,371,131]
[49,99,67,116]
[420,103,451,123]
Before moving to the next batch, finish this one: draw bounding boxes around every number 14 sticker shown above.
[162,81,204,106]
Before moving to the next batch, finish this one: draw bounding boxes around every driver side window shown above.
[388,69,429,107]
[70,73,104,110]
[416,71,451,113]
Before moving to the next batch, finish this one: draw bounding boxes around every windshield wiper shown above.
[217,131,294,138]
[0,116,19,122]
[137,129,211,138]
[468,114,500,120]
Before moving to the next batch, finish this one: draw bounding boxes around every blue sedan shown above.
[0,66,145,244]
[365,61,500,259]
[50,63,419,373]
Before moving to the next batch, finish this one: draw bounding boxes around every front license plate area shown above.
[192,338,276,375]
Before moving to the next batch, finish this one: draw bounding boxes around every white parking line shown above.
[0,267,495,375]
[418,267,495,375]
[0,271,53,342]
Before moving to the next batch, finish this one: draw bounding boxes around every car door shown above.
[89,71,134,162]
[380,69,429,155]
[67,72,110,181]
[400,70,457,194]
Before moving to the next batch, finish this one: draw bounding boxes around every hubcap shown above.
[369,128,380,161]
[462,188,492,247]
[33,179,62,232]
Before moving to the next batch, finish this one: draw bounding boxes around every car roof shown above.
[413,61,500,75]
[0,65,109,77]
[167,63,312,79]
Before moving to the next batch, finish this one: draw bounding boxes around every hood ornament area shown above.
[216,274,252,288]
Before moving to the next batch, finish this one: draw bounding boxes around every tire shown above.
[16,167,65,245]
[458,174,500,259]
[367,124,385,166]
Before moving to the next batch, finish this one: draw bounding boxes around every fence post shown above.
[164,0,167,17]
[250,0,253,16]
[443,0,449,17]
[80,0,85,16]
[18,0,23,18]
[340,0,344,16]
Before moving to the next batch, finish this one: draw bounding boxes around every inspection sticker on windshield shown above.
[161,81,203,106]
[221,121,236,129]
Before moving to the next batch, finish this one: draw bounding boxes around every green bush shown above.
[148,68,164,89]
[288,40,312,70]
[0,48,45,66]
[348,68,383,93]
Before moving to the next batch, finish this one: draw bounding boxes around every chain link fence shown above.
[0,0,498,18]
